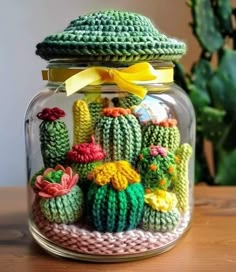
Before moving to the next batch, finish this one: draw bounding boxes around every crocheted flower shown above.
[88,160,140,191]
[150,145,167,157]
[67,136,106,163]
[35,165,78,198]
[144,189,177,212]
[37,107,65,121]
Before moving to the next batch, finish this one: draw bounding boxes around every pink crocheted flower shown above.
[150,145,167,157]
[35,165,78,199]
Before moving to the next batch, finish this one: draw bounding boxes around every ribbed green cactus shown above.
[175,143,192,212]
[142,119,180,152]
[87,183,144,232]
[112,94,142,109]
[95,108,142,164]
[37,107,70,168]
[137,145,177,191]
[40,186,83,224]
[88,97,109,128]
[141,206,180,232]
[86,161,144,232]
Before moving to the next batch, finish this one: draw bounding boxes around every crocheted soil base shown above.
[32,203,190,256]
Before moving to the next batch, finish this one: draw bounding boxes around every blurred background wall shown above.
[0,0,201,186]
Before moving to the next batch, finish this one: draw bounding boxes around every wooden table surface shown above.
[0,186,236,272]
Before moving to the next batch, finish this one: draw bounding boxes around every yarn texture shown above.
[95,107,142,164]
[112,94,142,109]
[87,161,144,232]
[36,10,186,62]
[142,119,180,152]
[37,107,70,168]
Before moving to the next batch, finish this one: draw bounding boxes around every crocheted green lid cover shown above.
[36,10,186,62]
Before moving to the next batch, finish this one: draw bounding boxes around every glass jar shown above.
[25,60,195,262]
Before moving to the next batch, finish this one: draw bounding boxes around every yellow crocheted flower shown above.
[144,189,177,212]
[89,160,140,191]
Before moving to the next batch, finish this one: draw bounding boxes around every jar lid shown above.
[36,10,186,62]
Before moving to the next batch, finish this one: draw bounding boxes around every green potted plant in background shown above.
[175,0,236,185]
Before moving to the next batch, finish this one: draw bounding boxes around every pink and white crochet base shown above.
[32,204,190,256]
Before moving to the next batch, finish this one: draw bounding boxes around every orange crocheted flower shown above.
[35,165,78,199]
[103,107,131,117]
[150,164,157,171]
[153,118,178,127]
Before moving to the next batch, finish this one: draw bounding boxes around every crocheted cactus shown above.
[88,97,109,128]
[112,94,142,109]
[142,119,180,152]
[37,107,70,168]
[66,136,106,194]
[34,165,83,224]
[175,143,192,213]
[73,99,92,144]
[137,145,177,191]
[142,206,180,232]
[87,161,144,232]
[95,107,142,164]
[141,189,179,232]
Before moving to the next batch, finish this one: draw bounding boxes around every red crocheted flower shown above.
[37,107,65,121]
[35,165,78,199]
[67,136,106,163]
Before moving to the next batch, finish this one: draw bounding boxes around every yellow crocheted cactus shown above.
[175,143,192,213]
[73,100,92,144]
[88,160,140,191]
[144,189,177,212]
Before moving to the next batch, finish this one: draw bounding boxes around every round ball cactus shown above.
[34,165,83,224]
[112,94,142,109]
[66,136,106,194]
[141,189,179,232]
[86,161,144,232]
[137,145,177,191]
[142,119,180,152]
[37,107,70,168]
[94,107,142,165]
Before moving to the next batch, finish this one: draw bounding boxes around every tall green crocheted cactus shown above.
[142,119,180,152]
[137,145,177,191]
[175,143,192,212]
[37,107,70,168]
[95,108,142,164]
[88,97,109,128]
[86,161,144,232]
[34,165,83,224]
[66,136,106,194]
[112,94,142,109]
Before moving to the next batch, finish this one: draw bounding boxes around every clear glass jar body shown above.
[25,61,195,262]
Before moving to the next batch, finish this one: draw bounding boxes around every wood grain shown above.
[0,186,236,272]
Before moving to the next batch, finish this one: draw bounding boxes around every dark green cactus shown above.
[95,107,142,164]
[37,107,70,168]
[87,183,144,232]
[190,0,223,53]
[142,119,180,152]
[112,94,142,109]
[88,97,109,128]
[215,0,233,35]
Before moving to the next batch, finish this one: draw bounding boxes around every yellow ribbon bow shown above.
[42,62,174,99]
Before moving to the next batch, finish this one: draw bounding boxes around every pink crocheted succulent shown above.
[150,145,167,157]
[35,165,78,199]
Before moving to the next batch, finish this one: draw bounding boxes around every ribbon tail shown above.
[65,67,104,96]
[113,72,147,99]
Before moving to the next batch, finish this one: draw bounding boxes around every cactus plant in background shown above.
[86,161,144,232]
[34,165,83,224]
[142,119,180,152]
[88,97,109,128]
[112,94,142,109]
[37,107,70,168]
[137,145,177,191]
[175,0,236,185]
[94,107,142,164]
[66,136,106,194]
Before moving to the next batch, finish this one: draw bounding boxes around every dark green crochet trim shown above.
[95,113,142,164]
[142,123,180,152]
[29,168,44,186]
[86,183,144,232]
[137,146,177,191]
[40,185,83,224]
[141,205,180,232]
[36,10,186,61]
[112,95,142,109]
[39,120,70,168]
